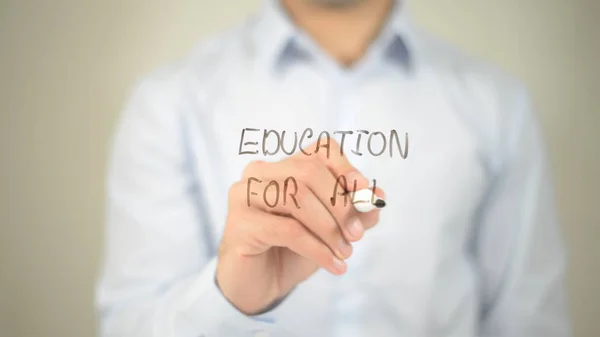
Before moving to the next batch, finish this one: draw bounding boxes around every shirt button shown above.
[253,330,270,337]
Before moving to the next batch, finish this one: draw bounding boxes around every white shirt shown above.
[95,1,571,336]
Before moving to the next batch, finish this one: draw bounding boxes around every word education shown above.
[238,128,409,159]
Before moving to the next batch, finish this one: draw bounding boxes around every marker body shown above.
[352,188,386,213]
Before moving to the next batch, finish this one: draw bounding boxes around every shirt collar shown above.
[251,0,417,73]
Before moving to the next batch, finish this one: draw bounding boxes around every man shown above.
[95,0,571,336]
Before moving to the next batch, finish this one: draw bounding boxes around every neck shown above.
[281,0,394,67]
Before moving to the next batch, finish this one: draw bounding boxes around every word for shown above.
[239,128,409,159]
[246,175,378,209]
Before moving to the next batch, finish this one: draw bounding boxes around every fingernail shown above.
[332,256,347,273]
[347,218,364,238]
[337,237,353,258]
[347,171,369,189]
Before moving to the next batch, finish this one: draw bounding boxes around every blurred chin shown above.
[307,0,368,8]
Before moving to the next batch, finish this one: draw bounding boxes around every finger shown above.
[243,158,362,243]
[283,157,368,242]
[247,175,354,260]
[296,139,370,190]
[238,210,347,275]
[346,186,386,239]
[240,159,378,243]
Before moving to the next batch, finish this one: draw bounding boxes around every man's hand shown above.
[216,140,384,315]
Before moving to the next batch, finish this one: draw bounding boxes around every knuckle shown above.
[228,208,247,224]
[313,242,333,264]
[280,219,303,240]
[296,159,320,181]
[328,138,341,151]
[292,183,312,207]
[242,160,265,178]
[325,226,340,243]
[359,211,380,231]
[255,219,275,242]
[226,207,251,231]
[329,219,345,241]
[332,207,352,228]
[364,213,380,230]
[227,182,243,201]
[228,180,253,201]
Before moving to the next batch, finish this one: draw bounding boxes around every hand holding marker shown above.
[217,139,386,315]
[352,188,386,213]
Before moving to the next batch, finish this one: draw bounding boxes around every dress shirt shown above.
[95,0,571,336]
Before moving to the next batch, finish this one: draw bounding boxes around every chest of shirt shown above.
[181,72,487,333]
[189,71,487,274]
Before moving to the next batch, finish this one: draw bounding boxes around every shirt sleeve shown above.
[473,87,572,337]
[95,76,292,337]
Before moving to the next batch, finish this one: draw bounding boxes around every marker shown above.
[352,188,386,213]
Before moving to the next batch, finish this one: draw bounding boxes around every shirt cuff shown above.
[175,256,292,336]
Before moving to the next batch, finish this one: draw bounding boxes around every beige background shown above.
[1,0,598,336]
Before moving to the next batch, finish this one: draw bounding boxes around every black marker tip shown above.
[374,199,386,208]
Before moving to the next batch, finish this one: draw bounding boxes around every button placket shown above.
[330,73,366,337]
[252,330,270,337]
